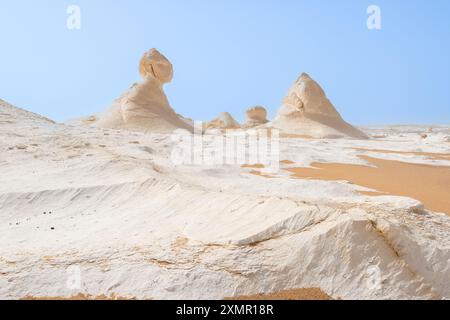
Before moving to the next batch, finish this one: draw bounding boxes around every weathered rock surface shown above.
[270,73,368,139]
[244,106,268,128]
[205,112,241,130]
[1,101,450,300]
[70,49,191,133]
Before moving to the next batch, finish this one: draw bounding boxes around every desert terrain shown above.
[0,49,449,300]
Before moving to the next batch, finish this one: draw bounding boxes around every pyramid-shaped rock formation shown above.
[270,73,368,139]
[205,112,241,130]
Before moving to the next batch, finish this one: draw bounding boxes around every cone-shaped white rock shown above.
[270,73,368,139]
[205,112,241,130]
[75,49,192,133]
[244,106,269,128]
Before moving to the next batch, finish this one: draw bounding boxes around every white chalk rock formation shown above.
[270,73,368,139]
[77,49,191,133]
[205,112,241,130]
[244,106,269,128]
[1,100,450,300]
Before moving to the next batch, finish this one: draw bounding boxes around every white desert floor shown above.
[1,101,449,300]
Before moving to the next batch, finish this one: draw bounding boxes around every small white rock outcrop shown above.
[205,112,241,130]
[243,106,269,128]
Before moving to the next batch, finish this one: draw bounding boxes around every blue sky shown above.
[0,0,449,124]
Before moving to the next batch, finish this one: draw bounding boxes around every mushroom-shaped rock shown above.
[244,106,268,128]
[80,48,191,133]
[139,48,173,84]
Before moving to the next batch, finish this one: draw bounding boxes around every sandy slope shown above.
[1,99,450,300]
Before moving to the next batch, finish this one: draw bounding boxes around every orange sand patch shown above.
[227,288,331,300]
[360,190,388,196]
[241,164,274,178]
[280,160,295,165]
[286,156,450,215]
[241,164,266,169]
[249,170,274,178]
[352,147,450,161]
[21,293,135,300]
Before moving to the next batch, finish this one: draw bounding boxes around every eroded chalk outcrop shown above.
[73,49,192,133]
[270,73,368,139]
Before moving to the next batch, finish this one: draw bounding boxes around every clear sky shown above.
[1,0,449,125]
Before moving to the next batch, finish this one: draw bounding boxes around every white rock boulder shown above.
[244,106,269,128]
